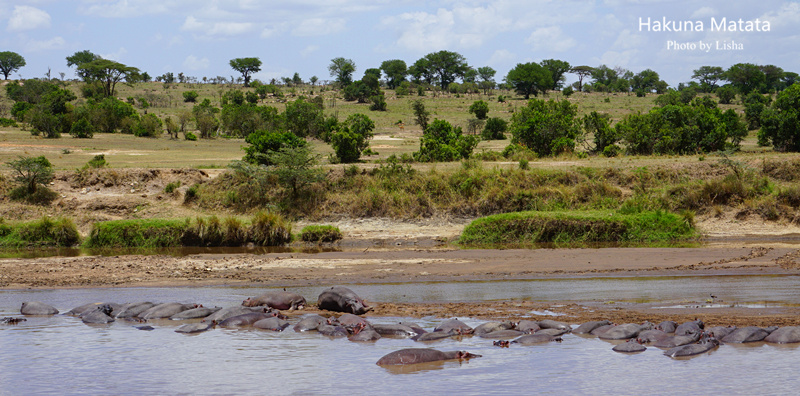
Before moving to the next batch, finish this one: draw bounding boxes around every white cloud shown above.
[760,2,800,29]
[80,0,172,18]
[526,26,577,52]
[691,7,717,19]
[612,29,647,50]
[292,18,346,37]
[101,47,128,61]
[181,16,204,31]
[25,36,65,52]
[488,49,516,66]
[183,55,210,71]
[181,16,255,36]
[384,9,456,52]
[300,45,320,57]
[7,5,51,32]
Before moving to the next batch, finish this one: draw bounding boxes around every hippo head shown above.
[242,298,256,307]
[347,299,372,315]
[455,351,482,359]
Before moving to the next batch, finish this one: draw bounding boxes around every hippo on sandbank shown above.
[317,287,372,315]
[243,291,306,311]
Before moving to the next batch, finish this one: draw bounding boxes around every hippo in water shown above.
[317,287,372,315]
[473,321,515,336]
[115,302,155,318]
[613,339,647,353]
[138,303,196,320]
[721,326,771,343]
[170,306,220,320]
[20,302,59,315]
[293,314,327,332]
[765,326,800,344]
[376,348,481,365]
[434,318,473,335]
[372,323,421,338]
[599,322,653,340]
[573,320,611,335]
[664,333,719,358]
[81,305,116,324]
[511,334,563,345]
[253,317,290,331]
[242,291,306,311]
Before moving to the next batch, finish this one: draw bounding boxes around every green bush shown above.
[300,225,343,243]
[0,117,18,127]
[743,92,770,130]
[414,119,478,162]
[133,114,163,137]
[164,181,181,193]
[182,90,199,103]
[85,154,107,169]
[244,130,307,165]
[481,117,507,140]
[6,155,56,204]
[69,117,95,138]
[583,111,617,154]
[510,98,583,156]
[331,113,375,163]
[716,85,736,104]
[249,211,292,246]
[758,84,800,151]
[369,94,387,111]
[562,86,574,97]
[468,100,489,120]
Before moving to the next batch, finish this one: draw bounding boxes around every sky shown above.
[1,0,799,87]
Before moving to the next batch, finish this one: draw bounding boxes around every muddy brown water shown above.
[2,279,800,394]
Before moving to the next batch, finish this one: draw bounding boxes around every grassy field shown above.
[0,79,766,171]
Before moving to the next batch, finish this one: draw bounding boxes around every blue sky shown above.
[1,1,799,87]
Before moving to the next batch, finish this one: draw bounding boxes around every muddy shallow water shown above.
[2,280,800,394]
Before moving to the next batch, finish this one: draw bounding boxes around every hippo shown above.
[573,320,611,335]
[317,287,372,315]
[479,329,526,339]
[67,302,118,317]
[139,303,196,320]
[599,322,653,340]
[293,314,327,332]
[170,306,220,320]
[203,306,268,323]
[20,302,59,315]
[253,317,290,331]
[317,324,349,337]
[348,324,381,342]
[674,320,704,336]
[134,325,155,331]
[175,322,214,334]
[721,326,770,343]
[536,328,571,337]
[537,319,570,331]
[376,348,481,366]
[398,322,427,335]
[664,334,719,358]
[511,334,562,345]
[372,323,421,337]
[336,313,370,328]
[613,339,647,353]
[706,326,737,340]
[242,291,306,311]
[434,318,473,335]
[636,329,669,344]
[764,326,800,344]
[115,302,155,318]
[473,321,515,336]
[218,312,276,328]
[414,329,461,342]
[516,320,541,333]
[590,324,616,336]
[652,331,702,348]
[656,321,678,333]
[81,305,116,324]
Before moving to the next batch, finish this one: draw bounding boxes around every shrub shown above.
[369,94,387,111]
[562,86,574,97]
[164,181,181,194]
[300,225,343,243]
[184,131,198,141]
[331,113,375,163]
[0,117,18,127]
[0,217,80,248]
[244,130,307,165]
[184,184,199,204]
[411,99,430,130]
[510,99,583,157]
[249,211,292,246]
[414,119,478,162]
[85,154,107,169]
[468,100,489,120]
[481,117,507,140]
[182,90,199,103]
[716,85,736,104]
[133,114,163,137]
[743,92,770,130]
[6,155,56,203]
[758,84,800,151]
[69,117,94,138]
[583,111,617,153]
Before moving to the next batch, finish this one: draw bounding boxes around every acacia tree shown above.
[77,59,140,97]
[0,51,26,80]
[417,50,469,89]
[477,66,496,94]
[724,63,766,94]
[692,66,724,92]
[229,57,262,87]
[328,57,356,87]
[505,62,552,99]
[540,59,571,91]
[66,50,101,79]
[570,66,593,92]
[380,59,407,89]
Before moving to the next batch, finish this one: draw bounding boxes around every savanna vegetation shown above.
[2,49,800,246]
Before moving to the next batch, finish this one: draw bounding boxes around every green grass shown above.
[83,212,292,248]
[0,217,81,248]
[458,210,697,246]
[299,225,343,243]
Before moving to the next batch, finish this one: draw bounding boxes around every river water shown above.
[2,277,800,395]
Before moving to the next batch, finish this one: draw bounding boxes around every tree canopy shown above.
[77,59,140,98]
[0,51,26,80]
[570,66,593,92]
[691,66,724,92]
[328,57,356,87]
[540,59,571,91]
[505,62,552,99]
[416,50,469,89]
[380,60,407,89]
[229,57,262,87]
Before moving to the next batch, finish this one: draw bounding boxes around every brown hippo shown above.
[218,312,278,328]
[293,314,327,332]
[317,287,372,315]
[253,317,290,331]
[516,320,541,334]
[372,323,421,337]
[376,348,481,365]
[613,339,647,353]
[765,326,800,344]
[473,321,515,336]
[115,302,155,318]
[434,318,473,334]
[721,326,771,343]
[20,302,59,315]
[138,303,196,320]
[242,291,306,311]
[573,320,611,335]
[664,333,719,358]
[511,334,563,345]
